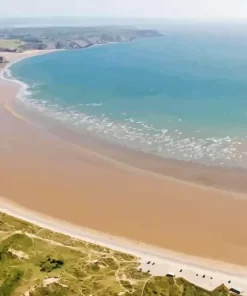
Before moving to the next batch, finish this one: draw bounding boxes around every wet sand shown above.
[0,51,247,267]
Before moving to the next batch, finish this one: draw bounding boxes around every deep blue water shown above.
[6,29,247,168]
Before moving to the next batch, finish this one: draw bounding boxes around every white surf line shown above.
[0,50,59,81]
[1,53,247,200]
[4,100,247,201]
[0,197,246,293]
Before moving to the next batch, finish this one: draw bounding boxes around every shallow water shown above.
[5,26,247,168]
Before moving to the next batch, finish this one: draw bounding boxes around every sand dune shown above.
[1,197,247,293]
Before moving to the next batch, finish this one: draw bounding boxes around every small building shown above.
[166,272,175,278]
[229,287,243,295]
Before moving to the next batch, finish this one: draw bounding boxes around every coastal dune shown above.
[1,197,247,292]
[0,52,247,269]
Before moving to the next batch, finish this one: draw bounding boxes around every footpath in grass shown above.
[0,212,230,296]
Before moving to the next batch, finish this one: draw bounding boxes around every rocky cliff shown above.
[0,26,163,52]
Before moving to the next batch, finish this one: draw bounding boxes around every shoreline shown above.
[2,49,247,194]
[2,52,247,194]
[6,101,247,199]
[0,196,247,292]
[8,98,247,196]
[1,51,247,269]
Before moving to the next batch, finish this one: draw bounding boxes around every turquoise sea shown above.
[5,25,247,168]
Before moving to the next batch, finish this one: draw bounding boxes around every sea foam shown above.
[5,38,247,169]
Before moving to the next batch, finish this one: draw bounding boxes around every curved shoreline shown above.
[2,51,247,195]
[5,44,247,170]
[3,102,247,199]
[1,51,247,271]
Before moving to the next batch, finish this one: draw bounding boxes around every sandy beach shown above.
[1,197,247,293]
[0,50,247,272]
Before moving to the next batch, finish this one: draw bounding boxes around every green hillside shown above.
[0,212,230,296]
[0,39,24,51]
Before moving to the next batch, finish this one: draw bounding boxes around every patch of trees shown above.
[39,256,64,272]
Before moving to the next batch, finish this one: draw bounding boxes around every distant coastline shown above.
[0,25,163,53]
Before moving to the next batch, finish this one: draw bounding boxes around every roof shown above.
[166,272,175,277]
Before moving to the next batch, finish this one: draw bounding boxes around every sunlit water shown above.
[5,27,247,168]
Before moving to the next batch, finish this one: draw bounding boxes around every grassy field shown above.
[0,39,24,50]
[0,212,230,296]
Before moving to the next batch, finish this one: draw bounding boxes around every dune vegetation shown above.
[0,212,230,296]
[0,39,24,51]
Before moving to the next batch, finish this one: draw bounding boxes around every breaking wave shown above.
[3,49,247,170]
[13,84,247,169]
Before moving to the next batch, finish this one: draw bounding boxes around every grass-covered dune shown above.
[0,39,24,51]
[0,212,230,296]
